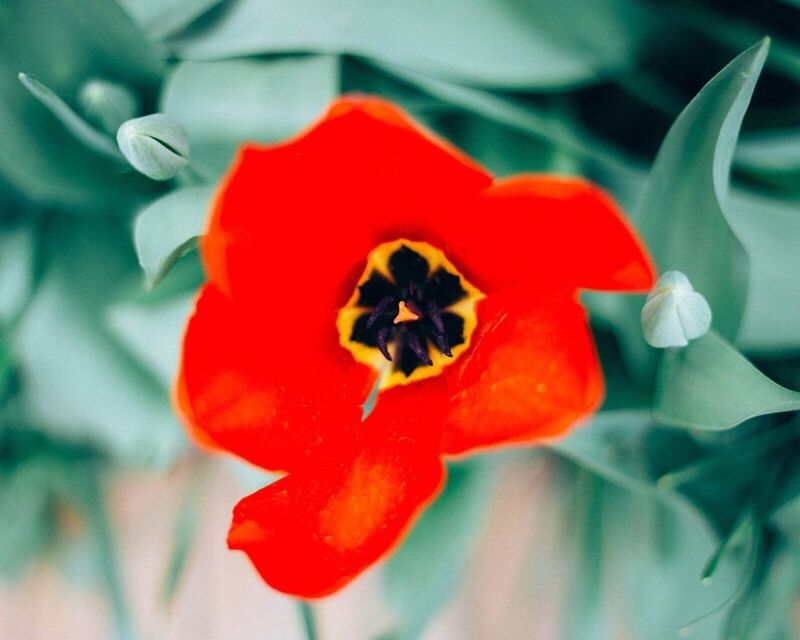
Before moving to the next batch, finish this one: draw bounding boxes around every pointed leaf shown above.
[134,185,214,287]
[633,40,769,341]
[18,73,122,160]
[655,331,800,430]
[728,191,800,354]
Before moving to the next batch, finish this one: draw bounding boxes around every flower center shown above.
[337,240,484,390]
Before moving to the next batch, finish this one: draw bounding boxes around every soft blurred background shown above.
[1,1,800,638]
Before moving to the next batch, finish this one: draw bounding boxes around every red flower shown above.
[176,96,654,598]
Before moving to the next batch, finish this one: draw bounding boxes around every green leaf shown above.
[377,62,636,177]
[430,110,565,177]
[552,410,763,537]
[722,546,800,640]
[736,128,800,178]
[769,464,800,547]
[554,464,748,640]
[106,294,194,388]
[169,0,646,90]
[118,0,225,40]
[0,227,34,325]
[654,331,800,431]
[134,186,214,287]
[78,79,141,136]
[727,191,800,354]
[162,56,341,177]
[384,459,495,640]
[701,509,756,582]
[0,0,163,212]
[17,73,122,161]
[551,410,661,496]
[14,217,186,466]
[632,40,769,342]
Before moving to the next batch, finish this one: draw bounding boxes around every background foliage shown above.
[1,1,800,638]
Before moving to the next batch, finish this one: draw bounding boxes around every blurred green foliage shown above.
[1,0,800,638]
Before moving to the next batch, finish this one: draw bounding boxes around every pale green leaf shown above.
[727,191,800,354]
[0,0,163,211]
[18,73,122,160]
[722,547,800,640]
[737,128,800,176]
[655,331,800,431]
[78,78,141,135]
[551,411,660,496]
[134,185,214,287]
[0,227,34,325]
[632,40,769,342]
[106,295,194,388]
[14,218,186,466]
[118,0,225,40]
[169,0,646,90]
[162,56,341,177]
[378,62,637,176]
[555,465,746,640]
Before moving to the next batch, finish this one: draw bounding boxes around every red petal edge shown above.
[227,381,447,598]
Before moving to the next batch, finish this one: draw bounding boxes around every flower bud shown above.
[117,114,189,181]
[78,78,140,135]
[641,271,712,348]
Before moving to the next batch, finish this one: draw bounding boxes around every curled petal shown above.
[447,175,656,294]
[441,287,604,455]
[227,382,447,598]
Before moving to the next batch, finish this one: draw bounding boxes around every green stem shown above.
[79,465,135,640]
[299,601,319,640]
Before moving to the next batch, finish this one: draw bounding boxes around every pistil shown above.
[393,301,422,324]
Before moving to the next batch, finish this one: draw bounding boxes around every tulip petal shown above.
[227,382,447,598]
[441,287,604,455]
[176,284,375,471]
[447,175,655,294]
[202,95,491,315]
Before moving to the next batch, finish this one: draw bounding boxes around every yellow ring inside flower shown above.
[337,239,484,391]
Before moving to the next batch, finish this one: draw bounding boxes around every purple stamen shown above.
[427,301,452,356]
[367,295,396,329]
[377,325,392,361]
[426,301,445,334]
[405,332,433,366]
[433,332,453,357]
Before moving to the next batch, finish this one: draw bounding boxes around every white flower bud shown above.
[79,79,140,135]
[641,271,712,348]
[117,114,189,181]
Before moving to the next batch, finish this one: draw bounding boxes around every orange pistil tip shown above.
[393,301,421,324]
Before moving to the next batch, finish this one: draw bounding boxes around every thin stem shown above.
[80,465,135,640]
[299,601,319,640]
